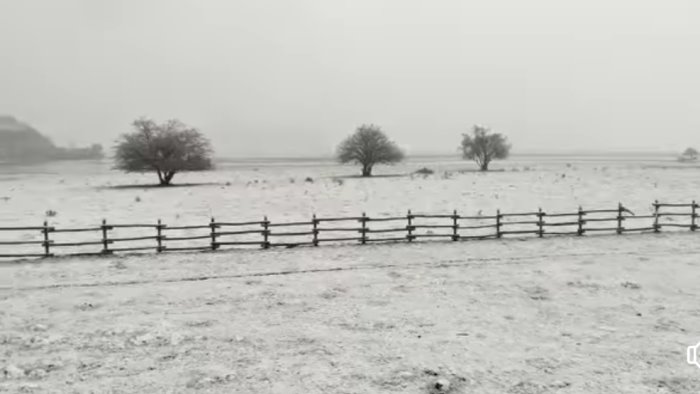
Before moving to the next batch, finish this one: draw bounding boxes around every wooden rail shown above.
[0,201,697,259]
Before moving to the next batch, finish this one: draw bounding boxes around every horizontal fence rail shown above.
[0,200,696,260]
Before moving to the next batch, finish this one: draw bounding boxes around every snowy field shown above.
[3,153,699,257]
[0,154,698,230]
[2,233,700,393]
[2,155,700,393]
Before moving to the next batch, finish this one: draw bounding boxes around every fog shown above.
[1,0,698,157]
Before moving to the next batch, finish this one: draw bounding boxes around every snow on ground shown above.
[2,154,700,256]
[2,233,700,393]
[1,155,699,230]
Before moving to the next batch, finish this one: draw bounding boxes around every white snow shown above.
[1,233,700,393]
[0,155,697,229]
[1,154,700,392]
[1,155,699,256]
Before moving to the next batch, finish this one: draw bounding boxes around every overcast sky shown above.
[1,0,698,157]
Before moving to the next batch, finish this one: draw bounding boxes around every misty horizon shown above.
[2,0,699,157]
[0,113,692,159]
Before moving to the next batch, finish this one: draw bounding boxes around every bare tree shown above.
[337,125,405,177]
[460,125,511,171]
[114,118,213,186]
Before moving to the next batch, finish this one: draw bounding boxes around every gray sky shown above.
[1,0,698,157]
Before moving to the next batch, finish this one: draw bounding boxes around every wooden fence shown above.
[0,200,696,259]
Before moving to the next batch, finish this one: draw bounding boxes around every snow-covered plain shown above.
[1,154,698,229]
[0,157,700,226]
[2,233,700,393]
[2,155,700,393]
[1,154,699,256]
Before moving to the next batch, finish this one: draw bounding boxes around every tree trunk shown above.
[362,165,373,177]
[160,171,176,186]
[480,160,489,171]
[156,169,164,184]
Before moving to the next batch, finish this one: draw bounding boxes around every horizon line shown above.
[215,149,678,161]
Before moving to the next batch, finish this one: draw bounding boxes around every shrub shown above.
[460,125,511,171]
[113,117,213,186]
[337,124,405,177]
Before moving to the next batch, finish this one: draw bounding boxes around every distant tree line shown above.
[110,117,513,185]
[15,112,700,186]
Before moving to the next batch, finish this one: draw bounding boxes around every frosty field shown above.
[2,233,700,393]
[2,155,700,393]
[1,154,698,230]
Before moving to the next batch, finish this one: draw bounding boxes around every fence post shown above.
[577,206,584,236]
[312,214,319,246]
[653,200,660,233]
[210,217,218,251]
[101,219,111,254]
[496,209,502,238]
[360,212,367,245]
[42,221,51,257]
[616,203,624,235]
[156,219,164,252]
[537,208,544,238]
[407,210,414,242]
[262,216,270,249]
[452,209,459,241]
[692,201,697,232]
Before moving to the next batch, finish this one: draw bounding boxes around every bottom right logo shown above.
[687,342,700,369]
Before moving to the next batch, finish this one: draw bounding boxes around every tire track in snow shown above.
[2,247,698,292]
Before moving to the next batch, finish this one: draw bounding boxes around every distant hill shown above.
[0,116,103,163]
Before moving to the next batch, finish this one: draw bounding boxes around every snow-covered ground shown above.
[2,154,699,257]
[2,233,700,393]
[1,155,698,229]
[1,155,699,392]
